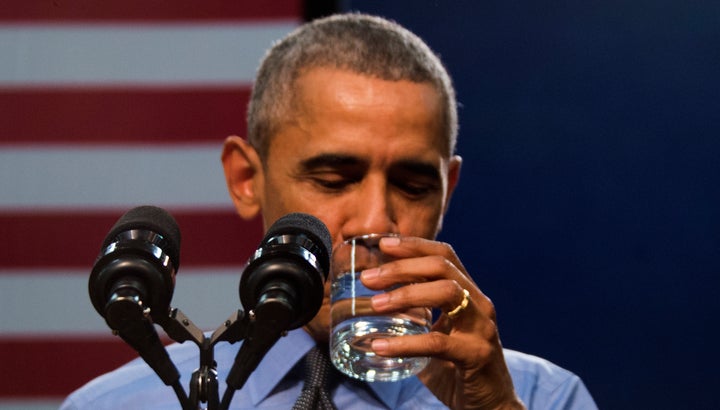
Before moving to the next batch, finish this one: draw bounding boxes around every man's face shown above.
[255,67,461,340]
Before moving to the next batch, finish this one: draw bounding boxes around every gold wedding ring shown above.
[447,288,470,319]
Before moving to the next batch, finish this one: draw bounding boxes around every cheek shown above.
[261,180,314,222]
[300,208,346,245]
[397,203,446,239]
[267,178,318,212]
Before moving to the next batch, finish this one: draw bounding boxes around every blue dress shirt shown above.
[60,329,596,409]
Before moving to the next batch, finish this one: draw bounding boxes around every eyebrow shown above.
[299,153,366,171]
[298,153,441,180]
[389,159,442,181]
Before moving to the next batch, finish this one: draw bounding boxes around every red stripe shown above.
[0,209,263,269]
[0,87,250,145]
[0,0,301,22]
[0,337,151,397]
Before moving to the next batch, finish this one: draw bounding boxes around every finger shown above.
[379,236,466,274]
[362,253,475,289]
[365,265,496,325]
[370,331,496,368]
[370,279,467,314]
[375,236,475,288]
[431,313,453,334]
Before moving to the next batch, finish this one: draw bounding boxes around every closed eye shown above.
[298,153,367,192]
[391,179,439,197]
[389,160,442,199]
[308,172,360,191]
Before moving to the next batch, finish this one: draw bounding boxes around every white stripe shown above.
[0,267,243,335]
[0,400,61,410]
[0,23,296,86]
[0,145,232,210]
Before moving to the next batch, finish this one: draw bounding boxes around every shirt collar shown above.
[244,328,408,409]
[366,379,403,409]
[244,328,315,406]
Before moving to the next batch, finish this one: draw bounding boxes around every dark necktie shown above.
[292,346,338,410]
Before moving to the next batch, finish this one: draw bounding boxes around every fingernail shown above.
[362,267,379,280]
[371,292,390,309]
[371,338,389,353]
[381,236,401,247]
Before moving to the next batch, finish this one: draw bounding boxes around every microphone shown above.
[88,205,182,386]
[239,212,332,330]
[89,205,180,329]
[224,213,331,396]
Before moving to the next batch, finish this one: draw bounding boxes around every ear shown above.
[221,136,264,220]
[442,155,462,215]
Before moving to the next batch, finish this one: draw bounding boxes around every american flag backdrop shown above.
[0,2,302,408]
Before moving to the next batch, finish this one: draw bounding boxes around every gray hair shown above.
[247,13,458,158]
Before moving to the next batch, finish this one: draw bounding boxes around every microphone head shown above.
[263,212,332,275]
[240,212,332,330]
[90,205,181,326]
[102,205,181,269]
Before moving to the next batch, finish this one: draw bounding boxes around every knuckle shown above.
[425,331,448,353]
[379,261,402,281]
[427,254,453,272]
[481,319,499,340]
[439,280,462,307]
[474,340,495,365]
[438,240,458,260]
[393,284,413,301]
[479,295,497,321]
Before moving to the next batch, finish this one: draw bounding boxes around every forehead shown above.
[269,68,447,160]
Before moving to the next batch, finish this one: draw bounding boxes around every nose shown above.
[341,176,397,239]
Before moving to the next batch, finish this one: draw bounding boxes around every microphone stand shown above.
[153,307,257,410]
[93,211,330,409]
[135,295,296,410]
[103,288,194,410]
[105,271,315,410]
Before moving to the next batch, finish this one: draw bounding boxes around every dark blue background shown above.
[344,1,720,408]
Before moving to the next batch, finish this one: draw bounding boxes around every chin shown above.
[303,303,331,343]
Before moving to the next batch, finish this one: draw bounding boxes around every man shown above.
[62,13,596,409]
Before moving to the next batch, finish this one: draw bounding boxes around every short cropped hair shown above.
[247,13,458,158]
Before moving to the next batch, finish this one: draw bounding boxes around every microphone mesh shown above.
[264,213,332,271]
[101,205,182,268]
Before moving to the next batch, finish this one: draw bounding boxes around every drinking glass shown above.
[329,234,430,382]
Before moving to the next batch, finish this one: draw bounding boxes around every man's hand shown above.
[361,236,525,409]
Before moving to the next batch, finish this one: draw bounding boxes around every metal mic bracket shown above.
[152,306,250,410]
[107,280,292,410]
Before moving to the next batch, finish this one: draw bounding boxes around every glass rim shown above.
[341,232,400,247]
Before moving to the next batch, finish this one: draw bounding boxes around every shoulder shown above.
[504,349,597,410]
[60,341,207,409]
